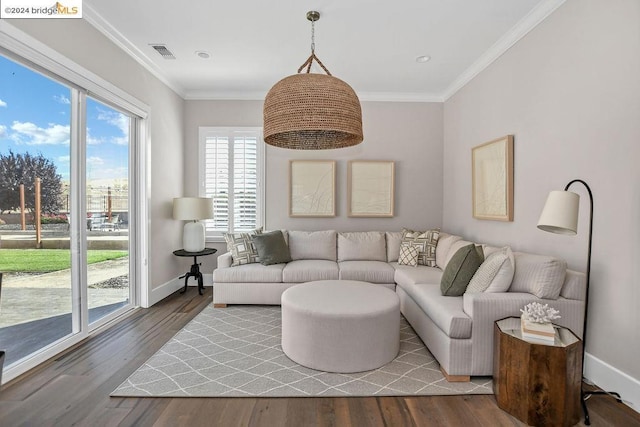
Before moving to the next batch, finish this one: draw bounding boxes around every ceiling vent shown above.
[150,44,176,60]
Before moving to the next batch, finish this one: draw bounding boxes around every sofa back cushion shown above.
[385,231,403,262]
[443,239,475,269]
[510,252,567,299]
[338,231,386,262]
[288,230,337,261]
[436,233,462,269]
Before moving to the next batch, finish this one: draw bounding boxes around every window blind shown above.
[201,129,263,236]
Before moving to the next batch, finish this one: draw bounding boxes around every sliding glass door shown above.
[0,52,139,379]
[0,55,75,366]
[85,97,131,326]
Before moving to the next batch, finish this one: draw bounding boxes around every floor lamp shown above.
[537,179,621,425]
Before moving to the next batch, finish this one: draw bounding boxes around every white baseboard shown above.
[585,352,640,414]
[148,274,213,307]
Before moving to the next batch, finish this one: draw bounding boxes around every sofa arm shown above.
[217,252,232,269]
[463,291,586,374]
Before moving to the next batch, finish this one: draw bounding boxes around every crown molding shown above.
[184,90,444,103]
[357,92,444,103]
[83,3,186,98]
[184,91,267,101]
[83,0,565,104]
[441,0,567,101]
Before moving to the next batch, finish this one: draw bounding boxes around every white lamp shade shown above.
[537,190,579,235]
[173,197,213,252]
[173,197,213,220]
[183,221,205,252]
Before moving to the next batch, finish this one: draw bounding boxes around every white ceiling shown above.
[83,0,564,101]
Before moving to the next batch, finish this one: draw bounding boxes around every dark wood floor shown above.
[1,288,638,427]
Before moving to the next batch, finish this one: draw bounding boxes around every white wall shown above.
[9,19,186,291]
[443,0,640,398]
[184,100,444,273]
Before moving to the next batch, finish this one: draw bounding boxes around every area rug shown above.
[112,305,492,397]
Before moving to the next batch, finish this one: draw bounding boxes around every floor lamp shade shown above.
[537,190,579,235]
[173,197,213,252]
[536,180,620,425]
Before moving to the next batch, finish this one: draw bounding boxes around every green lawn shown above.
[0,249,128,273]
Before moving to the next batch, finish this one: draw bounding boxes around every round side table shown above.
[172,248,217,295]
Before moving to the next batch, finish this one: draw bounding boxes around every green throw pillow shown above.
[440,244,484,296]
[252,230,292,266]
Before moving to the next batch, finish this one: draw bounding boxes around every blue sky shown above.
[0,54,129,184]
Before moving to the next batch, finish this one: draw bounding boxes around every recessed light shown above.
[416,55,431,63]
[195,51,211,59]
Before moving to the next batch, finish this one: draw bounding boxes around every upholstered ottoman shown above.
[281,280,400,373]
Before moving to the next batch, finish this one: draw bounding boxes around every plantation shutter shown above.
[233,136,258,231]
[201,129,263,237]
[204,136,230,233]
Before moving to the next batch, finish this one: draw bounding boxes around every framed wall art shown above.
[472,135,514,221]
[347,160,395,217]
[289,160,336,217]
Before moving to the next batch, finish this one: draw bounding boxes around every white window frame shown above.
[198,127,265,241]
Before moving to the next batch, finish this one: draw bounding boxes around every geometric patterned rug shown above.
[112,305,492,397]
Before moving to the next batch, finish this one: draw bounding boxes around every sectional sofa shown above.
[212,230,586,380]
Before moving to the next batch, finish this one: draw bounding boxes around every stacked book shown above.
[521,316,556,343]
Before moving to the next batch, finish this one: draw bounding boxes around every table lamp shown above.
[173,197,213,252]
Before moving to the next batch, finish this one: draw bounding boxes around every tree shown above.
[0,150,63,214]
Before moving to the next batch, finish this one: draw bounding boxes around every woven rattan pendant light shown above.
[263,11,363,150]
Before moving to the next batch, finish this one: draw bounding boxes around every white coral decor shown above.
[520,302,561,324]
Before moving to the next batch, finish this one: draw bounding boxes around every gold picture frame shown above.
[289,160,336,217]
[472,135,514,221]
[347,160,395,217]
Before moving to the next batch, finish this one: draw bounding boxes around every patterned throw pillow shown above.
[401,228,440,267]
[466,246,514,293]
[224,228,263,266]
[398,243,419,267]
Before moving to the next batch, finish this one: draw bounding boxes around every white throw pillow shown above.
[466,246,514,293]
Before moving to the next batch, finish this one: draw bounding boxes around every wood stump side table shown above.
[493,317,582,427]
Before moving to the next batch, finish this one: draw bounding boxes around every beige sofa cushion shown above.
[338,232,386,262]
[338,261,395,284]
[510,252,567,299]
[213,263,284,283]
[282,260,339,282]
[560,270,587,300]
[288,230,337,261]
[385,231,403,262]
[443,239,475,268]
[394,264,443,286]
[435,233,462,269]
